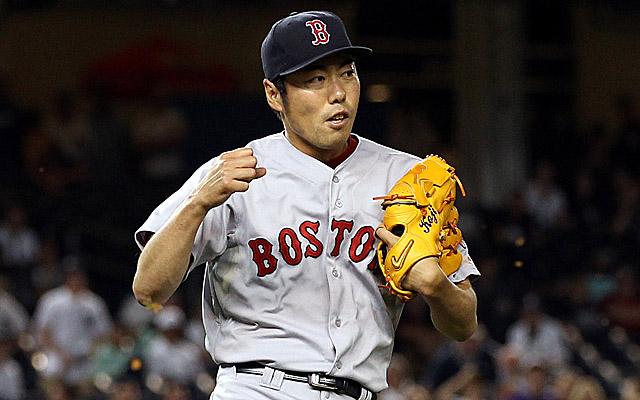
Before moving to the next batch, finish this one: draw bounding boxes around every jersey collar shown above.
[324,135,359,169]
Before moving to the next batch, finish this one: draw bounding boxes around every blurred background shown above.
[0,0,639,399]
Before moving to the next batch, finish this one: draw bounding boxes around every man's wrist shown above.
[182,195,211,218]
[402,256,444,295]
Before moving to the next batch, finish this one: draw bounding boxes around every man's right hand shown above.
[188,148,267,211]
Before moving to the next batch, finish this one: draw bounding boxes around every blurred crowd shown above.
[0,78,216,399]
[1,70,640,399]
[380,93,640,400]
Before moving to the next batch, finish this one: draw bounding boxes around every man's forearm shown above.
[424,278,477,341]
[133,198,207,306]
[405,257,477,341]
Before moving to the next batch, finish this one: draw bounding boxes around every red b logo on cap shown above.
[305,20,330,45]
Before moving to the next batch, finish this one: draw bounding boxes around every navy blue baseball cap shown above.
[261,11,372,81]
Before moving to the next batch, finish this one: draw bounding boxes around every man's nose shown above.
[328,78,346,103]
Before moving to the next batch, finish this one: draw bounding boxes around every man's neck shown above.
[324,135,358,168]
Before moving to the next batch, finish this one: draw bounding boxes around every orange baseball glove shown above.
[374,155,466,301]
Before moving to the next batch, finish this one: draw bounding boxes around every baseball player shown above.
[133,11,479,400]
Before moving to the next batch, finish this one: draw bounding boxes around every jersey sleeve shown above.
[134,157,230,277]
[447,240,480,283]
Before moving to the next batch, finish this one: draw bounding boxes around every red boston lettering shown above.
[248,238,278,277]
[349,226,375,262]
[278,228,303,265]
[331,219,354,256]
[300,221,323,258]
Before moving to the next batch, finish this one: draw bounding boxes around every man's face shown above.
[276,53,361,161]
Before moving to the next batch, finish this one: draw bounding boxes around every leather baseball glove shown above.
[374,155,466,301]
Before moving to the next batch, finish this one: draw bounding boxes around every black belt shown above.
[231,361,377,400]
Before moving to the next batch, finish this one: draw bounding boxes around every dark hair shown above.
[272,76,287,121]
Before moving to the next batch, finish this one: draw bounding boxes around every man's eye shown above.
[344,70,355,77]
[310,76,325,83]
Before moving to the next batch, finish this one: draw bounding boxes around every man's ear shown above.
[263,79,284,113]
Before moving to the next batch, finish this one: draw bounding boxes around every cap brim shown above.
[276,46,372,79]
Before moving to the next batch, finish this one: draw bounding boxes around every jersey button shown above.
[335,318,342,327]
[336,361,342,369]
[335,199,343,208]
[323,392,330,399]
[332,176,340,183]
[332,269,339,278]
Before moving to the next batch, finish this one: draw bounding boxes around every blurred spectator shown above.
[117,293,155,338]
[495,345,527,400]
[130,88,188,183]
[620,374,640,400]
[45,91,92,171]
[565,375,607,400]
[420,324,498,392]
[505,365,560,400]
[161,380,191,400]
[582,247,618,307]
[504,294,570,373]
[32,258,112,393]
[142,305,205,387]
[560,247,618,344]
[550,368,579,400]
[0,275,30,342]
[572,168,606,243]
[31,238,64,299]
[0,276,28,400]
[0,202,40,270]
[0,202,40,309]
[41,379,73,400]
[600,265,640,341]
[21,110,85,197]
[394,294,447,371]
[433,364,489,400]
[108,378,143,400]
[90,323,138,383]
[0,274,38,399]
[0,334,26,400]
[379,353,431,400]
[473,255,519,343]
[522,160,569,232]
[183,302,206,349]
[492,191,531,250]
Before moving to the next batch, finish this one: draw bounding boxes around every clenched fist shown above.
[189,148,267,211]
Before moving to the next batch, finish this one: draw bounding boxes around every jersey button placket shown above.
[328,178,348,375]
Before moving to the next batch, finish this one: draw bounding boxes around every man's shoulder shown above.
[245,132,285,150]
[189,133,284,171]
[353,135,422,172]
[355,135,421,160]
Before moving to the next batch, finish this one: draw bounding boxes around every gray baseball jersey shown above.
[135,132,480,392]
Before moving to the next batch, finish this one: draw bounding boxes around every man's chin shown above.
[324,122,354,136]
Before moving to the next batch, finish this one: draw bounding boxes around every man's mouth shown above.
[328,114,347,122]
[326,112,349,128]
